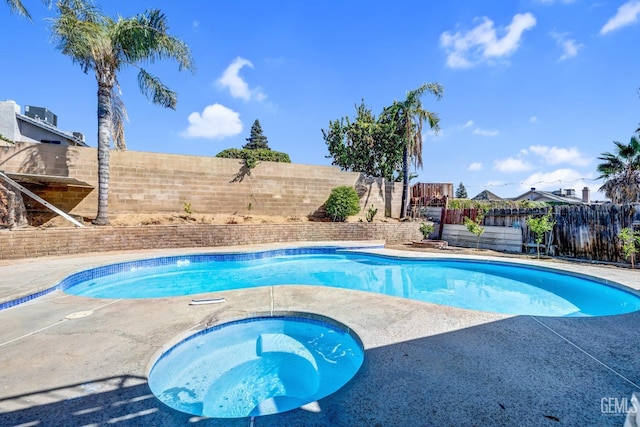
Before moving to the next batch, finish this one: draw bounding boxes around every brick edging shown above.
[1,222,422,260]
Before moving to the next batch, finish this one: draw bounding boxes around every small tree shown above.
[464,216,485,250]
[419,222,435,240]
[325,186,360,222]
[526,212,556,259]
[619,227,640,268]
[455,182,468,198]
[322,100,404,181]
[243,119,270,150]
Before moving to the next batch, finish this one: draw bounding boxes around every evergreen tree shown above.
[456,182,468,198]
[243,119,270,150]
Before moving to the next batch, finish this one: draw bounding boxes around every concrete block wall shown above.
[0,101,20,142]
[0,222,423,260]
[0,142,402,219]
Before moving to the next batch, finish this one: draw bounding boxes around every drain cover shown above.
[65,311,93,319]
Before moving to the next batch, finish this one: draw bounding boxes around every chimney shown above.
[582,187,590,204]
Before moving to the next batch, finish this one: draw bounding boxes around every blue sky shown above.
[3,0,640,200]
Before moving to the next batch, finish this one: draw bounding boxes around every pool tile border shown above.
[0,245,383,312]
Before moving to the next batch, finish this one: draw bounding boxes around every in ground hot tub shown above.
[147,313,364,418]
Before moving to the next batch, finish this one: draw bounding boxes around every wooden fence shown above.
[428,204,640,262]
[554,204,639,262]
[410,183,453,208]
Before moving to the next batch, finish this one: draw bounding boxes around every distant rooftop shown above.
[471,190,503,201]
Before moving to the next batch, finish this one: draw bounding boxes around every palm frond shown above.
[112,9,194,72]
[110,82,127,150]
[598,171,640,204]
[55,0,102,26]
[597,135,640,202]
[51,0,105,73]
[7,0,31,18]
[137,69,177,109]
[410,82,444,102]
[423,111,441,133]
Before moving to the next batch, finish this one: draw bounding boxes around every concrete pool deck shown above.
[0,241,639,426]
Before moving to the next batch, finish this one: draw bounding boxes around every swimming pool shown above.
[147,314,364,418]
[59,247,640,317]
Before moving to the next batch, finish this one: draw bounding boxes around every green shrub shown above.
[325,186,361,222]
[447,199,548,209]
[183,201,192,216]
[215,148,244,159]
[419,222,435,239]
[215,148,291,163]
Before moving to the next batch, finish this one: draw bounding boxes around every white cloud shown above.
[182,103,242,139]
[440,13,536,68]
[473,128,499,137]
[494,157,533,173]
[519,168,586,191]
[461,120,499,136]
[600,1,640,34]
[468,162,483,171]
[528,145,591,166]
[193,20,199,30]
[216,57,266,101]
[530,116,539,123]
[550,32,584,60]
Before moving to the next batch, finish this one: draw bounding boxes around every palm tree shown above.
[5,0,51,20]
[51,0,194,225]
[384,83,443,218]
[597,136,640,203]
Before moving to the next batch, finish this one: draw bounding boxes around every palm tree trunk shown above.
[400,144,409,219]
[93,82,112,225]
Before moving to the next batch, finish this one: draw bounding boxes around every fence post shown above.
[437,195,448,240]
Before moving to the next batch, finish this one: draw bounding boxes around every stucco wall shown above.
[0,142,403,219]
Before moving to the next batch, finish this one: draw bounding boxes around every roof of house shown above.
[16,113,88,147]
[471,190,503,201]
[511,189,584,204]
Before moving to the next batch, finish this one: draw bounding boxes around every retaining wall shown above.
[0,222,423,260]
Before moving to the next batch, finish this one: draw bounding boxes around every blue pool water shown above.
[62,247,640,317]
[147,315,364,418]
